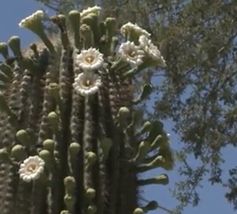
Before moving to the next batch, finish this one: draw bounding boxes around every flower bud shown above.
[0,42,9,59]
[8,36,22,58]
[86,188,96,200]
[133,208,144,214]
[16,129,31,146]
[43,139,55,153]
[11,144,26,161]
[64,176,76,194]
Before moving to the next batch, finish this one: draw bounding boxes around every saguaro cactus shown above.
[0,6,173,214]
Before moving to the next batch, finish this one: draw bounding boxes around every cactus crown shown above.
[0,6,172,214]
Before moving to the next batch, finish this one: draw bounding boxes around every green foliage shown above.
[0,7,172,214]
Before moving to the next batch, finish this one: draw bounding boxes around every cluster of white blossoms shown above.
[80,5,101,18]
[118,41,144,67]
[74,48,104,96]
[19,156,45,182]
[18,10,44,29]
[119,22,166,67]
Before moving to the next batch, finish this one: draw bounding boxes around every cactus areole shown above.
[0,7,173,214]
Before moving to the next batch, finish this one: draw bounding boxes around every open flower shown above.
[19,10,55,53]
[19,10,44,32]
[118,41,144,67]
[73,73,102,96]
[76,48,104,70]
[19,156,45,182]
[120,22,151,38]
[80,6,101,18]
[139,35,166,67]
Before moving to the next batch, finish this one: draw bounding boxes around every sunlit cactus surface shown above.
[0,6,173,214]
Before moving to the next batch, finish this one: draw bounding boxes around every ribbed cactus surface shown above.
[0,6,173,214]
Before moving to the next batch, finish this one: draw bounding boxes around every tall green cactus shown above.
[0,6,173,214]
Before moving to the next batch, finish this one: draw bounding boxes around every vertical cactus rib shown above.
[15,181,32,214]
[19,69,31,127]
[70,90,84,214]
[28,57,46,140]
[31,177,48,214]
[0,163,15,214]
[83,96,95,191]
[58,48,73,175]
[38,70,54,144]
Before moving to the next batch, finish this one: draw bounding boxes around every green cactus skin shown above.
[0,8,173,214]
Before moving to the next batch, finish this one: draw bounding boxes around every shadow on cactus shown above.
[0,6,173,214]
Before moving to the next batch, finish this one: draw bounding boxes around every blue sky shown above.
[0,0,236,213]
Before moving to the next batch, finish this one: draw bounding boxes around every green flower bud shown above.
[64,176,76,194]
[81,13,97,27]
[143,201,158,211]
[133,208,144,214]
[86,188,96,200]
[69,142,81,157]
[117,106,130,125]
[43,139,55,153]
[0,43,9,59]
[47,112,59,131]
[60,210,69,214]
[69,10,80,48]
[8,36,22,58]
[105,17,116,37]
[11,144,26,161]
[39,149,53,167]
[80,24,94,48]
[86,152,97,167]
[16,129,31,146]
[0,148,9,161]
[51,14,69,49]
[87,205,97,214]
[30,43,39,58]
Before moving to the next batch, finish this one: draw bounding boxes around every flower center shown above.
[85,55,94,64]
[128,50,136,58]
[85,79,91,86]
[27,163,37,173]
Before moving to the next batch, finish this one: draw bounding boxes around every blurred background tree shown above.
[34,0,237,211]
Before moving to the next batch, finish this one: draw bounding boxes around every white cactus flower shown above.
[19,156,45,182]
[73,73,102,96]
[118,41,144,67]
[80,6,101,18]
[19,10,44,29]
[139,35,166,66]
[76,48,104,70]
[120,22,151,38]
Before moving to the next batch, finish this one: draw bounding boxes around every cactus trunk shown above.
[0,7,173,214]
